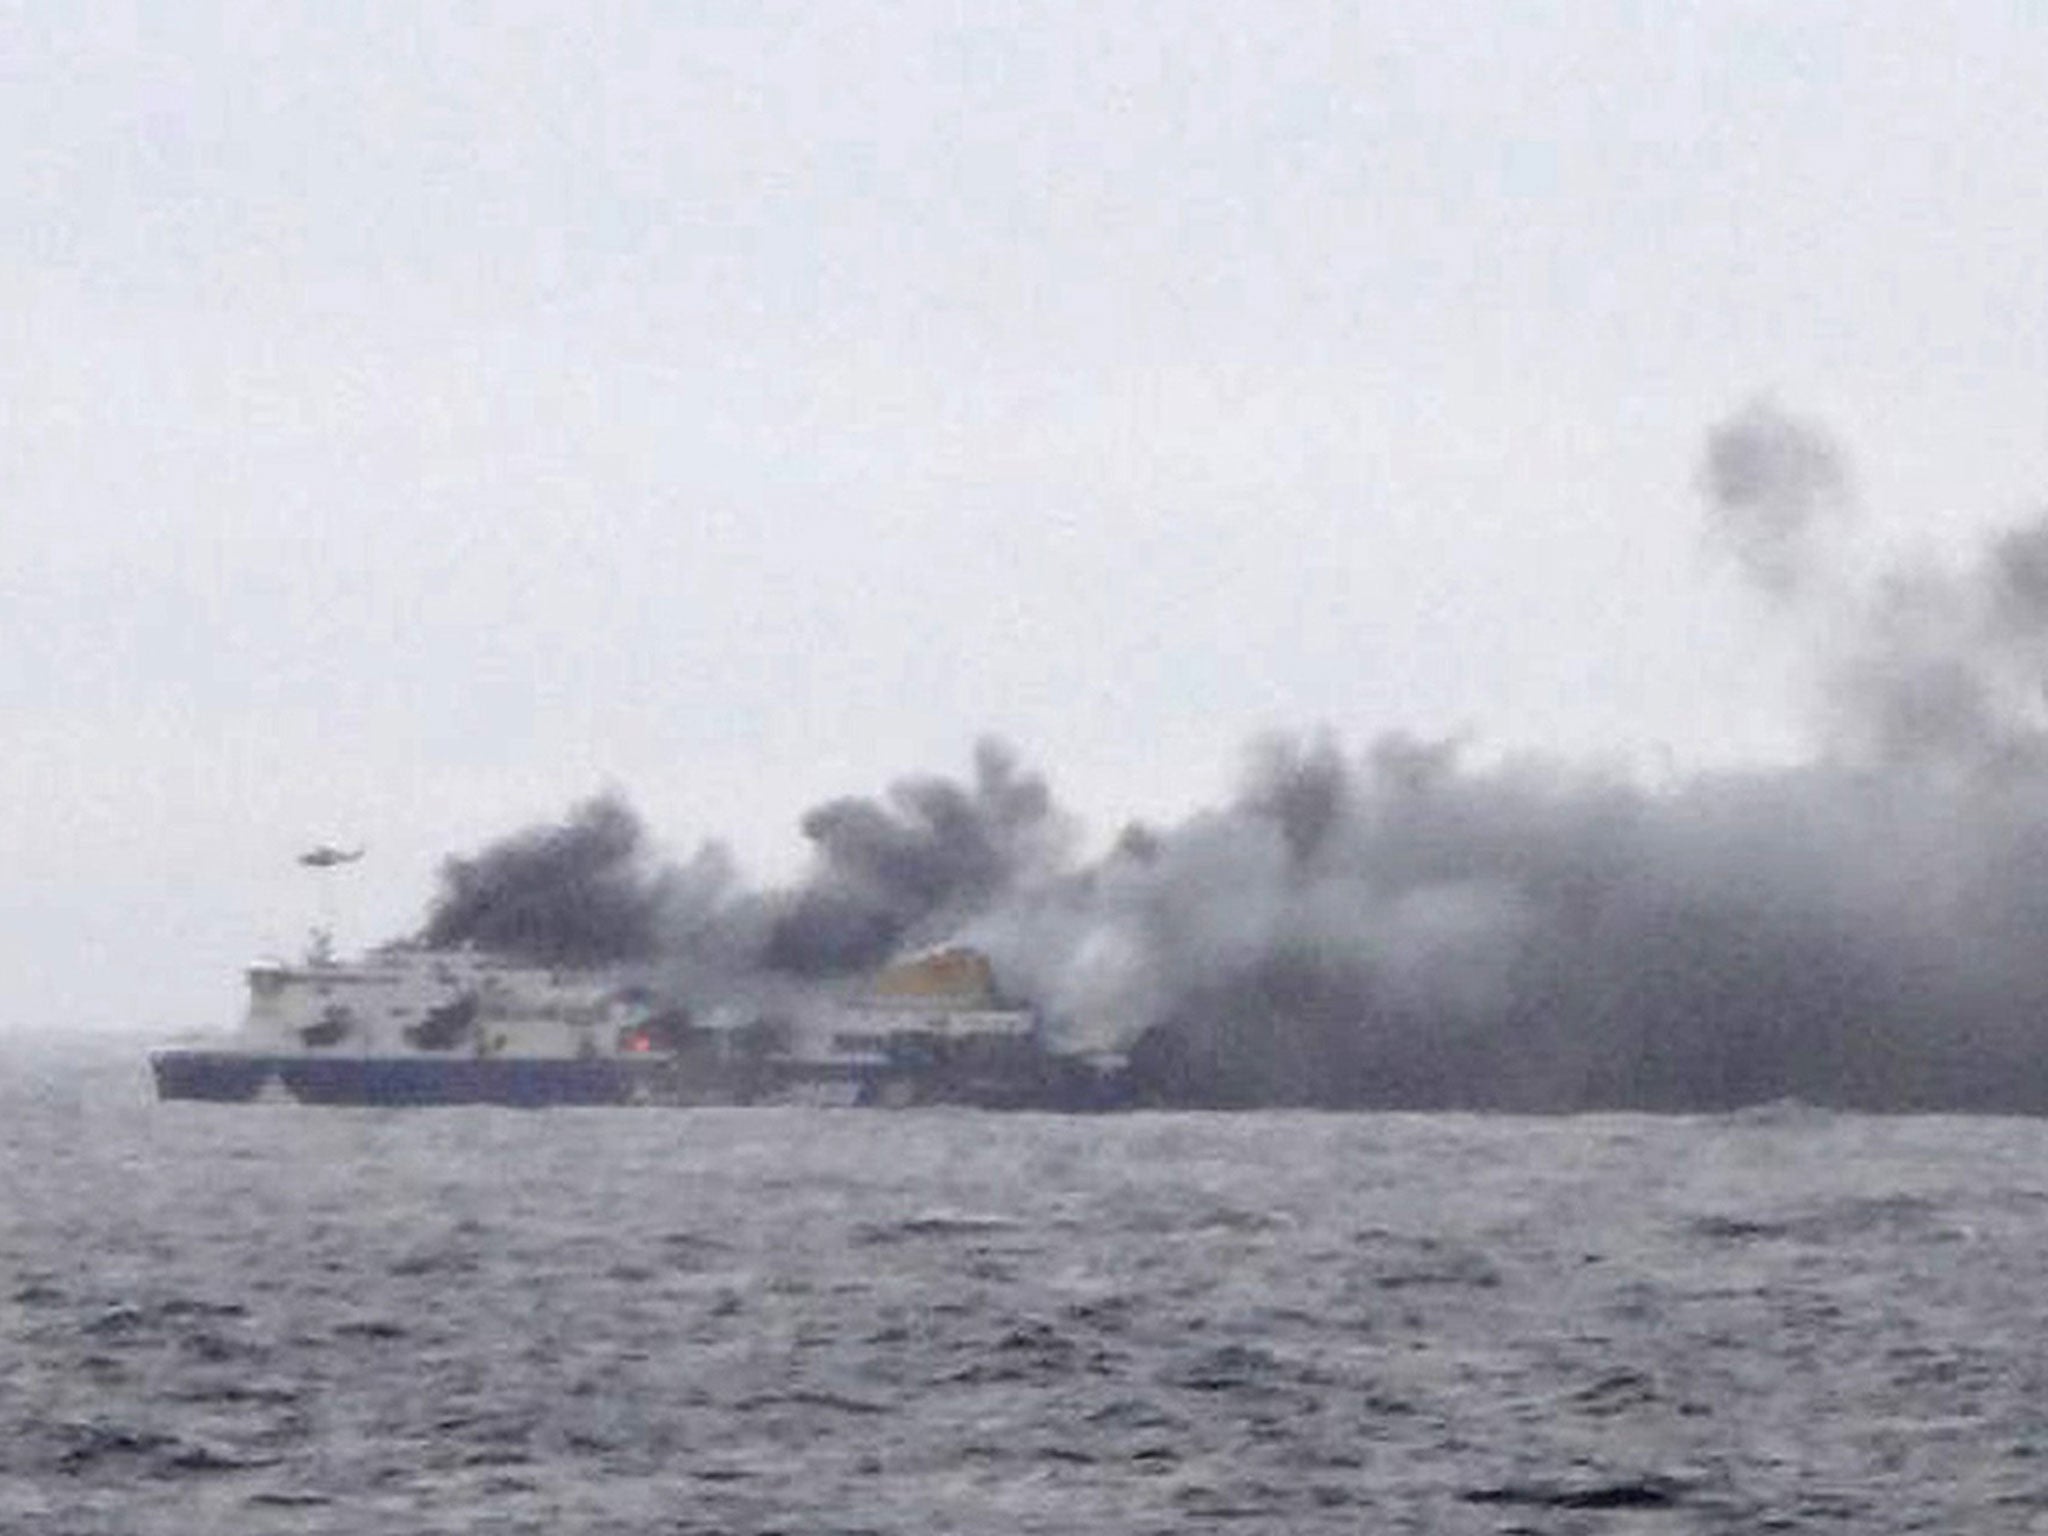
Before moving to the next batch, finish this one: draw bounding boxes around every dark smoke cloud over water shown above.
[421,794,671,966]
[761,739,1065,977]
[1826,519,2048,775]
[1700,398,1851,601]
[420,406,2048,1110]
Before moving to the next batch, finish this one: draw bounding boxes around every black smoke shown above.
[1699,398,1850,601]
[416,404,2048,1110]
[420,744,1066,983]
[421,793,670,966]
[1827,517,2048,775]
[760,739,1065,976]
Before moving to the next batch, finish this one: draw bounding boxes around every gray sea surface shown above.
[7,1036,2048,1533]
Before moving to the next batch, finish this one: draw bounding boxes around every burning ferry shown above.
[149,934,1131,1109]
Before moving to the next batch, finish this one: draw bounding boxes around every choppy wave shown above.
[6,1038,2048,1532]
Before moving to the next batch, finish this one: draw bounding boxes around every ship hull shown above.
[150,1050,684,1107]
[149,1048,1133,1110]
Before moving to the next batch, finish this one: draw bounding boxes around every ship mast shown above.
[296,843,364,960]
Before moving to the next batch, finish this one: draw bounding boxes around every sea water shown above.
[6,1033,2048,1533]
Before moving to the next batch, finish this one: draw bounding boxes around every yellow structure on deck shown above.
[864,947,1002,1008]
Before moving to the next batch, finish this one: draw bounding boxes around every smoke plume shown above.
[421,793,671,966]
[418,405,2048,1110]
[761,739,1065,976]
[1825,517,2048,774]
[1700,398,1850,600]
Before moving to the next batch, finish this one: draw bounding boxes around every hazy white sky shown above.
[7,3,2047,1032]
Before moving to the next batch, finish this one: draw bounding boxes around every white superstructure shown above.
[239,933,643,1059]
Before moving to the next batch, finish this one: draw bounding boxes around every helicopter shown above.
[296,845,365,868]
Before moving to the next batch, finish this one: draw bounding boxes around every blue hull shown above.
[150,1050,693,1107]
[150,1046,1135,1110]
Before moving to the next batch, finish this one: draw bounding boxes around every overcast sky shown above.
[7,3,2047,1033]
